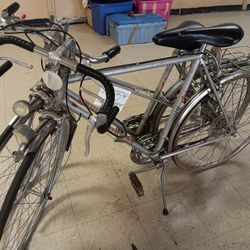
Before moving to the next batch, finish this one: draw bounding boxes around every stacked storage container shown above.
[91,1,134,35]
[135,0,173,24]
[107,14,166,45]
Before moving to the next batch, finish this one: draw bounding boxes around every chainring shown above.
[123,114,151,136]
[130,133,159,165]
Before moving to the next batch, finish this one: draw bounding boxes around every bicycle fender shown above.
[28,119,57,153]
[168,88,211,152]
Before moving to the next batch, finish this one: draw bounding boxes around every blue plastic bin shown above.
[91,1,133,35]
[107,14,166,45]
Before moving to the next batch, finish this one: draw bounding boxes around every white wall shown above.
[172,0,245,9]
[0,0,49,18]
[0,0,86,19]
[53,0,86,19]
[0,1,245,19]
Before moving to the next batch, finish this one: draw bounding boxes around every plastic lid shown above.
[108,14,165,25]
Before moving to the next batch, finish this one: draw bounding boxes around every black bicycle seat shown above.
[153,21,244,51]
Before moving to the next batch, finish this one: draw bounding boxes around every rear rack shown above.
[217,46,250,73]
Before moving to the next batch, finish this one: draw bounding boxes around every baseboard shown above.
[171,5,250,15]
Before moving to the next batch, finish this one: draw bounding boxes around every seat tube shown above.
[154,55,202,152]
[200,44,207,53]
[135,63,174,135]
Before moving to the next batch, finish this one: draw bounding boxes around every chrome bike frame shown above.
[65,44,230,162]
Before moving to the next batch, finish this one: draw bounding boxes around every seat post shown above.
[199,44,207,53]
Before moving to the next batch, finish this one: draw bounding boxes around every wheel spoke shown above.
[172,73,250,170]
[0,125,69,249]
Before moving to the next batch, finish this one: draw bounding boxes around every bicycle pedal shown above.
[129,174,144,197]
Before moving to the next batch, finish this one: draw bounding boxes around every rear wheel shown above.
[0,119,66,249]
[151,80,199,132]
[169,71,250,171]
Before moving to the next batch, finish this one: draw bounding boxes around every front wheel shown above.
[0,119,67,250]
[169,70,250,171]
[0,99,43,212]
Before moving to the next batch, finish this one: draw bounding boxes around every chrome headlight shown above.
[13,100,30,117]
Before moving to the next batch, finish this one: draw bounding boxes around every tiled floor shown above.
[1,10,250,250]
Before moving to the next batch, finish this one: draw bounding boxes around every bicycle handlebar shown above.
[0,35,117,133]
[76,64,114,112]
[0,0,120,133]
[0,3,121,65]
[0,61,13,76]
[20,18,50,27]
[82,45,121,64]
[103,45,121,62]
[2,2,20,17]
[76,64,118,133]
[0,35,35,52]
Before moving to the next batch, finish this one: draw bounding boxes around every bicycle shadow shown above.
[37,178,131,234]
[169,159,249,207]
[61,159,114,180]
[37,157,249,235]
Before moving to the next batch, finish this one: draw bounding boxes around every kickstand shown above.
[160,160,169,216]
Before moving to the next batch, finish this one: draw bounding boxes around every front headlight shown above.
[13,100,30,117]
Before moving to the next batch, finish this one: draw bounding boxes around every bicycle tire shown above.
[0,124,17,209]
[0,118,66,250]
[0,99,43,212]
[168,70,250,171]
[150,79,200,132]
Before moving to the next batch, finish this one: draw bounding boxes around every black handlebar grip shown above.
[97,106,119,134]
[103,45,121,62]
[76,63,115,115]
[0,36,35,52]
[0,61,13,77]
[20,18,50,27]
[3,2,20,16]
[76,63,119,133]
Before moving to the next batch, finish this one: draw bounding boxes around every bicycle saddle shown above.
[153,20,244,51]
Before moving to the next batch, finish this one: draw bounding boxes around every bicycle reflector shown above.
[13,100,30,117]
[42,70,63,90]
[13,124,35,144]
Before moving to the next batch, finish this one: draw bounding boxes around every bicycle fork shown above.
[46,116,70,197]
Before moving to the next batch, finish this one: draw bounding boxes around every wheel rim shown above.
[0,113,40,211]
[172,75,250,171]
[1,129,60,250]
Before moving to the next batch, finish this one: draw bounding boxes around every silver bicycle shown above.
[0,2,250,249]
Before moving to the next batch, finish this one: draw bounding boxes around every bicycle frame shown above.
[65,44,233,163]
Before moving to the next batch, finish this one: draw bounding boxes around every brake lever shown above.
[0,56,33,69]
[84,113,107,156]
